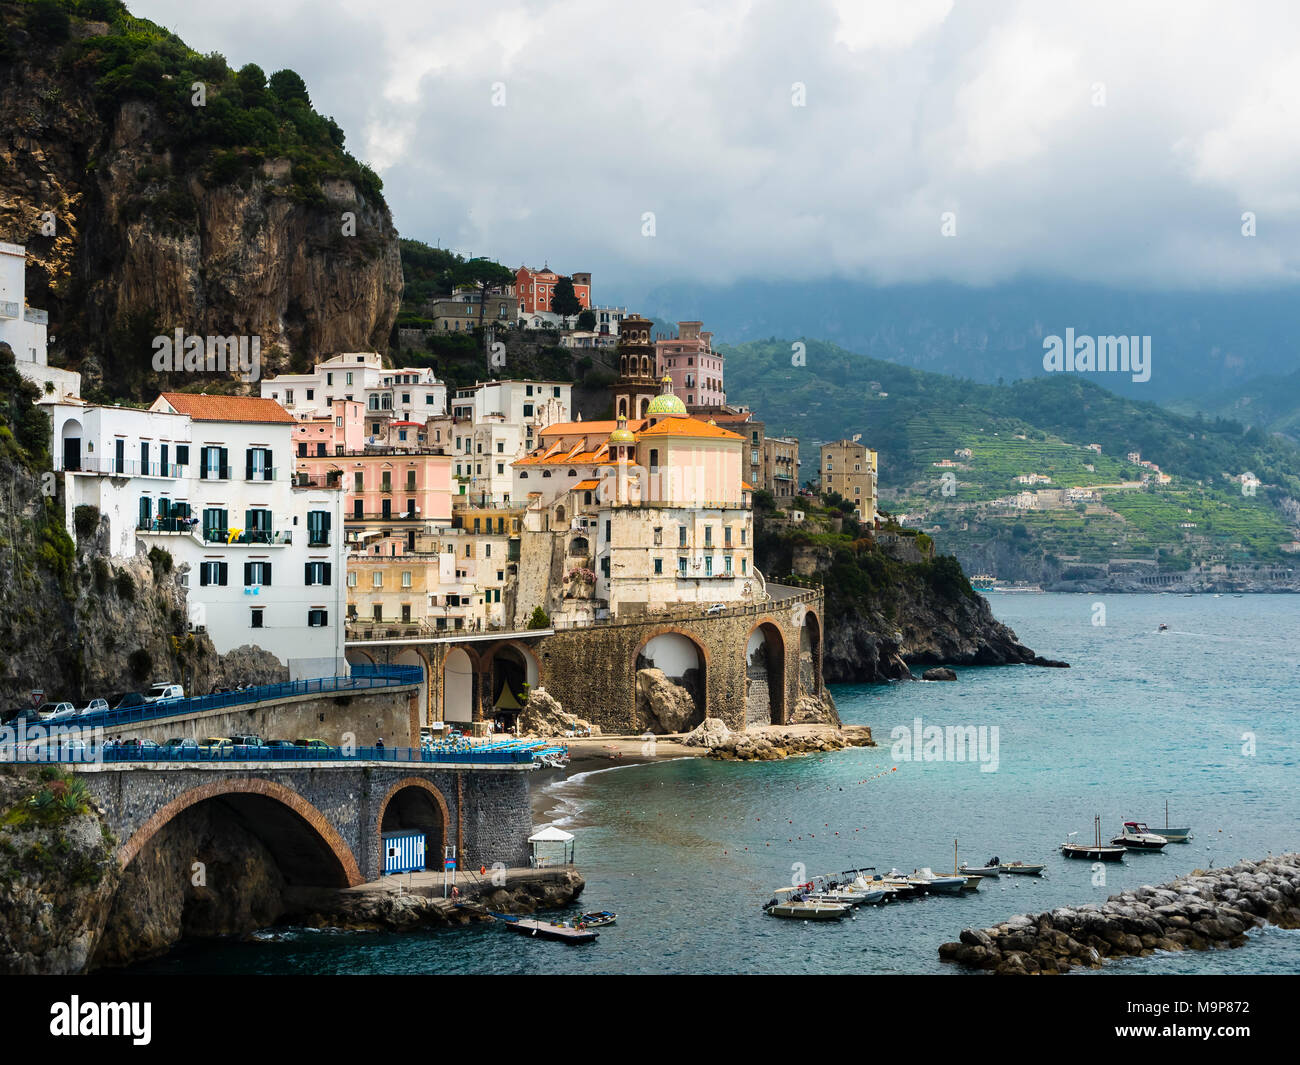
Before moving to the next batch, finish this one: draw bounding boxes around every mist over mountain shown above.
[635,279,1300,403]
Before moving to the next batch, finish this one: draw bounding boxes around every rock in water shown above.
[922,667,958,681]
[517,687,598,737]
[635,669,700,733]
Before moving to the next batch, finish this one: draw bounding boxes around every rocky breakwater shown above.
[683,718,874,761]
[939,853,1300,975]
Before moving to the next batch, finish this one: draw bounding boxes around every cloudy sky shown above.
[132,0,1300,301]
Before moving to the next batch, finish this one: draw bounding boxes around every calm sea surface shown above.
[126,594,1300,975]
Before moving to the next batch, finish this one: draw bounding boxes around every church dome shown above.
[608,414,636,445]
[646,375,687,416]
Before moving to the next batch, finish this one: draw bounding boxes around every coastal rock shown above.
[635,669,701,734]
[517,687,598,738]
[788,691,842,726]
[921,667,957,681]
[683,718,733,749]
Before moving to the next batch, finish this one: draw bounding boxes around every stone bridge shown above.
[74,761,534,887]
[347,584,825,734]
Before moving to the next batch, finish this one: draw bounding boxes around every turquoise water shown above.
[125,594,1300,975]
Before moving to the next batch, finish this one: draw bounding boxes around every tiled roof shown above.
[540,418,647,436]
[157,393,295,424]
[637,416,742,440]
[572,479,601,491]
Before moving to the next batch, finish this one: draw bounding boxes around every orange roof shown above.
[514,450,604,467]
[540,418,648,436]
[742,481,754,491]
[637,416,743,440]
[572,479,600,491]
[157,393,295,424]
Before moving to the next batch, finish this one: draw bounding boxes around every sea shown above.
[125,593,1300,975]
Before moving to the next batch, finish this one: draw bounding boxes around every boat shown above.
[491,913,599,943]
[763,887,851,920]
[573,910,616,928]
[1109,821,1169,851]
[1158,623,1168,631]
[1061,815,1126,861]
[907,867,967,895]
[949,840,984,888]
[1152,800,1192,843]
[999,861,1046,876]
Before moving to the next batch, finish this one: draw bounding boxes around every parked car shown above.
[79,698,109,716]
[161,737,199,751]
[111,693,148,711]
[293,738,333,751]
[198,737,233,752]
[34,701,76,721]
[117,738,161,756]
[262,739,297,749]
[39,702,79,723]
[144,683,185,703]
[704,603,726,616]
[230,735,264,754]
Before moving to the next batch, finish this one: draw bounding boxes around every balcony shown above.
[199,528,293,546]
[244,467,278,482]
[62,457,185,478]
[198,467,233,481]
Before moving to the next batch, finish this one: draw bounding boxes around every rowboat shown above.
[999,861,1045,876]
[1109,821,1169,851]
[1062,815,1126,862]
[573,910,616,928]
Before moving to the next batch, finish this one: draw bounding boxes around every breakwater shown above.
[939,853,1300,974]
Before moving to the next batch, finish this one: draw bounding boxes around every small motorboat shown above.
[573,911,616,928]
[763,888,850,920]
[492,913,599,943]
[953,841,995,882]
[1157,623,1168,631]
[999,861,1045,876]
[1062,815,1126,862]
[908,867,967,895]
[1110,821,1169,851]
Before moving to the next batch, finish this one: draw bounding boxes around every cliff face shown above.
[757,514,1064,684]
[0,10,402,401]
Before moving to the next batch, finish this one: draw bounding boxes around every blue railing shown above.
[69,664,423,730]
[0,742,552,767]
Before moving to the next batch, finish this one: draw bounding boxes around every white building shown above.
[50,393,347,679]
[261,352,447,427]
[0,242,80,401]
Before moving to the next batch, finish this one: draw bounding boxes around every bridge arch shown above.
[746,619,786,727]
[375,777,451,877]
[442,645,479,724]
[799,608,823,695]
[118,778,362,887]
[481,641,541,726]
[633,628,710,732]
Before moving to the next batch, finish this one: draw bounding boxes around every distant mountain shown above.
[637,278,1300,403]
[1167,369,1300,444]
[723,338,1300,577]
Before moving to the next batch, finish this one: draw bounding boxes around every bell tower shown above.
[611,316,659,421]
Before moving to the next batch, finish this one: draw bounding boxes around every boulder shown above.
[789,691,842,726]
[517,687,598,738]
[636,669,699,733]
[921,667,957,681]
[682,718,732,749]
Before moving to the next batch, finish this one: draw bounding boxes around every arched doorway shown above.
[635,631,707,732]
[487,644,538,730]
[443,647,475,723]
[799,611,822,695]
[377,780,447,875]
[60,417,83,471]
[394,648,428,722]
[746,622,785,727]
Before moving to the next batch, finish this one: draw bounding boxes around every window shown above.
[140,441,150,475]
[347,570,357,588]
[354,471,364,493]
[406,470,416,491]
[705,556,713,577]
[402,571,412,588]
[202,508,228,542]
[678,526,687,547]
[250,608,264,629]
[724,526,732,547]
[245,509,272,538]
[353,499,363,520]
[724,555,733,574]
[175,445,189,467]
[307,608,329,627]
[243,561,272,586]
[200,446,229,480]
[678,557,687,576]
[298,442,308,457]
[654,558,663,575]
[307,510,331,547]
[306,389,314,401]
[742,558,748,574]
[523,403,534,418]
[316,443,326,457]
[373,571,383,588]
[704,526,713,547]
[199,561,228,586]
[305,562,332,585]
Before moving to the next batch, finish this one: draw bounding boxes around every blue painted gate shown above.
[382,830,426,874]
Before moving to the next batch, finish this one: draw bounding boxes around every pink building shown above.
[656,321,725,408]
[293,400,365,457]
[295,450,453,531]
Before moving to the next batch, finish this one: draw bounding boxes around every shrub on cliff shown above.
[527,607,550,630]
[73,505,101,540]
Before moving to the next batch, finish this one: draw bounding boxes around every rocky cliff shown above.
[756,507,1065,683]
[0,1,401,401]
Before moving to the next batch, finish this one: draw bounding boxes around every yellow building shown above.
[820,438,877,522]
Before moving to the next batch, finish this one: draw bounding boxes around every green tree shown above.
[576,309,596,331]
[454,257,516,339]
[269,69,310,106]
[527,606,550,629]
[550,276,582,319]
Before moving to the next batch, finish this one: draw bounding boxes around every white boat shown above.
[907,867,967,895]
[999,861,1046,876]
[1151,801,1192,843]
[1109,821,1169,851]
[763,887,850,920]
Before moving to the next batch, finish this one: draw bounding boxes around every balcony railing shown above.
[199,528,293,546]
[62,457,186,478]
[198,467,233,480]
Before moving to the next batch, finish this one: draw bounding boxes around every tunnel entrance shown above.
[379,784,446,873]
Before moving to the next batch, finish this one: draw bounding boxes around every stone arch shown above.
[799,609,823,695]
[394,647,430,723]
[555,503,566,525]
[443,645,478,724]
[482,640,540,725]
[346,647,377,667]
[617,397,628,418]
[375,777,451,877]
[634,628,709,732]
[745,619,786,727]
[118,778,362,887]
[60,417,84,471]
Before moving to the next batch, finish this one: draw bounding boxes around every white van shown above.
[144,683,185,703]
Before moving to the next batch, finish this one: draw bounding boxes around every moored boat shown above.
[909,867,967,895]
[763,887,850,920]
[493,913,600,943]
[999,861,1046,876]
[573,910,616,928]
[1062,815,1126,862]
[1109,821,1169,851]
[1152,801,1192,843]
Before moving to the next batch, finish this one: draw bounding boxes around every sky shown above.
[129,0,1300,301]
